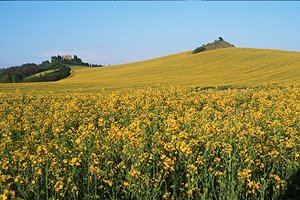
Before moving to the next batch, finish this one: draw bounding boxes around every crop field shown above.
[1,48,300,94]
[62,48,300,88]
[0,86,299,199]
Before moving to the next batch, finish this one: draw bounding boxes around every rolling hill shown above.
[1,47,300,94]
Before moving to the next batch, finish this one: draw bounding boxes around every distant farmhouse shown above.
[50,55,102,67]
[63,55,73,61]
[51,55,74,63]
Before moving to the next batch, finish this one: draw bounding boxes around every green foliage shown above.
[0,62,71,83]
[62,59,89,66]
[90,64,103,68]
[24,65,71,82]
[193,38,235,54]
[192,46,206,54]
[39,60,52,70]
[51,55,62,63]
[50,55,89,66]
[0,54,101,83]
[0,63,41,83]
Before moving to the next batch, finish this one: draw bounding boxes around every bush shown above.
[192,46,206,54]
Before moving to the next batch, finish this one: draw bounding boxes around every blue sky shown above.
[0,2,299,68]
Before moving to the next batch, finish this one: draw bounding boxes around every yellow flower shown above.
[247,180,260,194]
[238,169,252,179]
[123,181,129,187]
[187,189,193,196]
[103,179,113,187]
[0,194,8,200]
[37,169,42,175]
[129,169,141,177]
[14,176,19,183]
[214,171,224,176]
[162,192,171,199]
[54,182,64,191]
[72,186,78,191]
[75,138,81,145]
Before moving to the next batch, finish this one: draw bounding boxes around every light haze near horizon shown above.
[0,2,299,68]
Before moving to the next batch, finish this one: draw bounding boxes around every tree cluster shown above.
[89,64,103,68]
[0,63,42,83]
[192,37,232,54]
[50,55,90,66]
[0,54,104,83]
[24,65,71,82]
[192,46,206,54]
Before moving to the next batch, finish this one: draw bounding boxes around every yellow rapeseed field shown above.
[0,86,299,199]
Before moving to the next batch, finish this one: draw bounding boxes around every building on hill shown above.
[49,54,91,66]
[63,55,73,60]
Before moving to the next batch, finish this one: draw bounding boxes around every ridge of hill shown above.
[1,47,299,94]
[60,48,300,89]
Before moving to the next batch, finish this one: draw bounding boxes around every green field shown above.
[1,47,300,94]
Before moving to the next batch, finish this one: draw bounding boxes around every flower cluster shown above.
[0,86,299,199]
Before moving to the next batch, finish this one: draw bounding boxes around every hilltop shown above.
[192,37,235,54]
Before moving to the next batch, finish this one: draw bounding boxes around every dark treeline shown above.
[0,63,70,83]
[0,63,42,83]
[192,46,206,54]
[0,55,103,83]
[24,65,71,82]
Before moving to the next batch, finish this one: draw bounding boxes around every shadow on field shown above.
[278,169,300,200]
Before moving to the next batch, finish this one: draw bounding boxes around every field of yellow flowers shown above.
[0,86,299,199]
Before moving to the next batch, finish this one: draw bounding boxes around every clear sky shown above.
[0,1,300,68]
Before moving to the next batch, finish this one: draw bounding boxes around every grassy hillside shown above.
[61,48,300,87]
[1,48,300,94]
